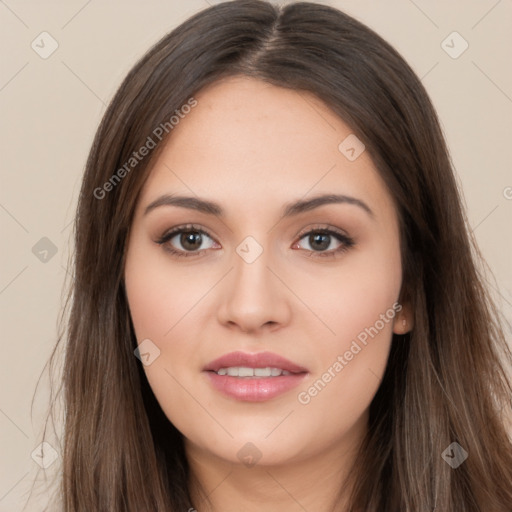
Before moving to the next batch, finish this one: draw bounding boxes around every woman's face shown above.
[124,76,410,469]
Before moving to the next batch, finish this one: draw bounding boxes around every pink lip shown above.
[203,351,309,402]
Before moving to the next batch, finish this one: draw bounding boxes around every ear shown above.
[392,302,414,335]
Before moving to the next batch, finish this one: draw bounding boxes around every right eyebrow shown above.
[144,194,223,217]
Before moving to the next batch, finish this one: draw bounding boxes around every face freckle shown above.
[123,76,409,471]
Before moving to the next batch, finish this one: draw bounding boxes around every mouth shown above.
[203,351,309,402]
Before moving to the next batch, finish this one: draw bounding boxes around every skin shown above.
[124,76,413,512]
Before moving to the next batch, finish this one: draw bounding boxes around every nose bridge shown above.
[233,243,272,295]
[231,241,278,308]
[217,236,291,332]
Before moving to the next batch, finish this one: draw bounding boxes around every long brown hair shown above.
[41,1,512,510]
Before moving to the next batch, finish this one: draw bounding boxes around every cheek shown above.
[124,250,204,434]
[290,236,401,423]
[124,240,216,416]
[124,241,209,342]
[289,297,398,453]
[291,231,402,349]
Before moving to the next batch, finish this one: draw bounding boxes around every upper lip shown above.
[204,351,308,374]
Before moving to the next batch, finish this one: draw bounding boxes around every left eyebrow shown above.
[281,193,374,219]
[143,193,374,219]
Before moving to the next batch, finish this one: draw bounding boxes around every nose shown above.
[216,245,292,334]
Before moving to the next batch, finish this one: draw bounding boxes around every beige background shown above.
[1,0,511,509]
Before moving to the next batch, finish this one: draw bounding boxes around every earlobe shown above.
[393,304,414,335]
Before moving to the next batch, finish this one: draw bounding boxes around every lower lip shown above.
[204,371,308,402]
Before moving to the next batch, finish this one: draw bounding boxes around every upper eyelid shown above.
[294,223,350,239]
[160,224,211,237]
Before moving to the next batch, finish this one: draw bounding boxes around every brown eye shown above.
[179,231,203,251]
[308,233,331,251]
[293,228,355,258]
[156,225,219,258]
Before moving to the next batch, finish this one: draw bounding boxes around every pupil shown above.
[181,231,201,250]
[311,233,329,251]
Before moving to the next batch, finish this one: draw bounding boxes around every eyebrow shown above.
[143,193,374,219]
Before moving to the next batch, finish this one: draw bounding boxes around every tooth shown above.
[254,367,272,377]
[217,366,292,377]
[238,367,255,377]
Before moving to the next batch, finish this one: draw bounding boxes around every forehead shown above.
[136,76,395,222]
[171,75,348,160]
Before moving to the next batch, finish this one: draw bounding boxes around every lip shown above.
[203,350,308,374]
[203,351,309,402]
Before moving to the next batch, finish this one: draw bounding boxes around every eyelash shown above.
[155,223,355,259]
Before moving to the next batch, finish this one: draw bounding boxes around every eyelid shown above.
[294,223,351,240]
[157,223,215,242]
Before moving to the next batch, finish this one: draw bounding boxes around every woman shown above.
[43,1,512,510]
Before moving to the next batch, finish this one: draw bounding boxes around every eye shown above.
[292,227,355,258]
[155,224,355,259]
[155,224,219,258]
